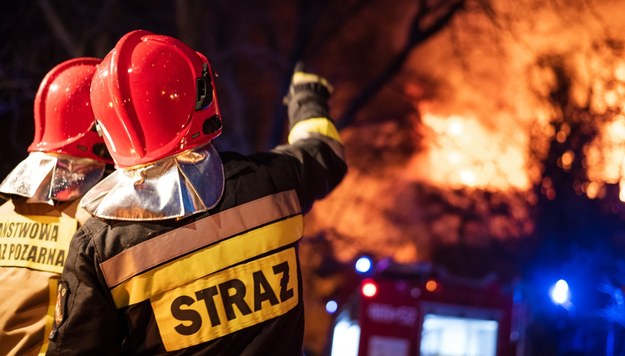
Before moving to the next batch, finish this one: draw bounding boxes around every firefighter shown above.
[46,30,347,355]
[0,57,112,356]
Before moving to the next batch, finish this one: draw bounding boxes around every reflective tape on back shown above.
[0,214,77,273]
[110,215,303,308]
[100,190,301,288]
[152,248,299,351]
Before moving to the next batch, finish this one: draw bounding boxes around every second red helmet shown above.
[90,30,223,168]
[30,57,112,164]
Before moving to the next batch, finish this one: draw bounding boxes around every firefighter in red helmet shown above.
[0,57,112,356]
[46,30,347,355]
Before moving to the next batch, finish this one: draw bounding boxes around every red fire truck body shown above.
[328,261,519,356]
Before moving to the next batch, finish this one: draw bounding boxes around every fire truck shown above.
[327,258,521,356]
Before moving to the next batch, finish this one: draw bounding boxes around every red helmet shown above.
[90,30,222,168]
[29,57,112,164]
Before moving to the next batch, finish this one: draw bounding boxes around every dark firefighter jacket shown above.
[46,83,347,355]
[0,198,90,356]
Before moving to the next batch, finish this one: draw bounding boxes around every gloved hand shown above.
[284,63,333,129]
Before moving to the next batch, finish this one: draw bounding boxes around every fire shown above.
[305,0,625,266]
[405,112,530,191]
[587,114,625,202]
[406,108,625,201]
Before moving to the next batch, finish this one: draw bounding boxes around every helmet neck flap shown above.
[80,144,224,221]
[0,152,106,205]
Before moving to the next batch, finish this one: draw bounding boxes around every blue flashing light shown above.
[355,256,374,274]
[325,300,338,314]
[550,279,571,305]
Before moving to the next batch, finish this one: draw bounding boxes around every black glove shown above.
[284,63,334,129]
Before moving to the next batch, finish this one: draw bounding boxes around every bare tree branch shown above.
[267,0,331,147]
[338,0,467,128]
[176,0,200,48]
[306,0,377,57]
[36,0,80,57]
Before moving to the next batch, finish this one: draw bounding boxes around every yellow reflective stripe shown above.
[152,248,299,351]
[288,117,343,144]
[38,277,58,355]
[111,215,303,308]
[100,190,301,288]
[0,214,77,274]
[291,72,333,92]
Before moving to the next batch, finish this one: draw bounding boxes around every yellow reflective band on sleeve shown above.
[110,215,303,308]
[288,117,343,144]
[151,248,299,351]
[291,72,333,92]
[0,214,77,274]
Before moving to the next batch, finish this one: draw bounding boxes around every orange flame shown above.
[405,112,530,191]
